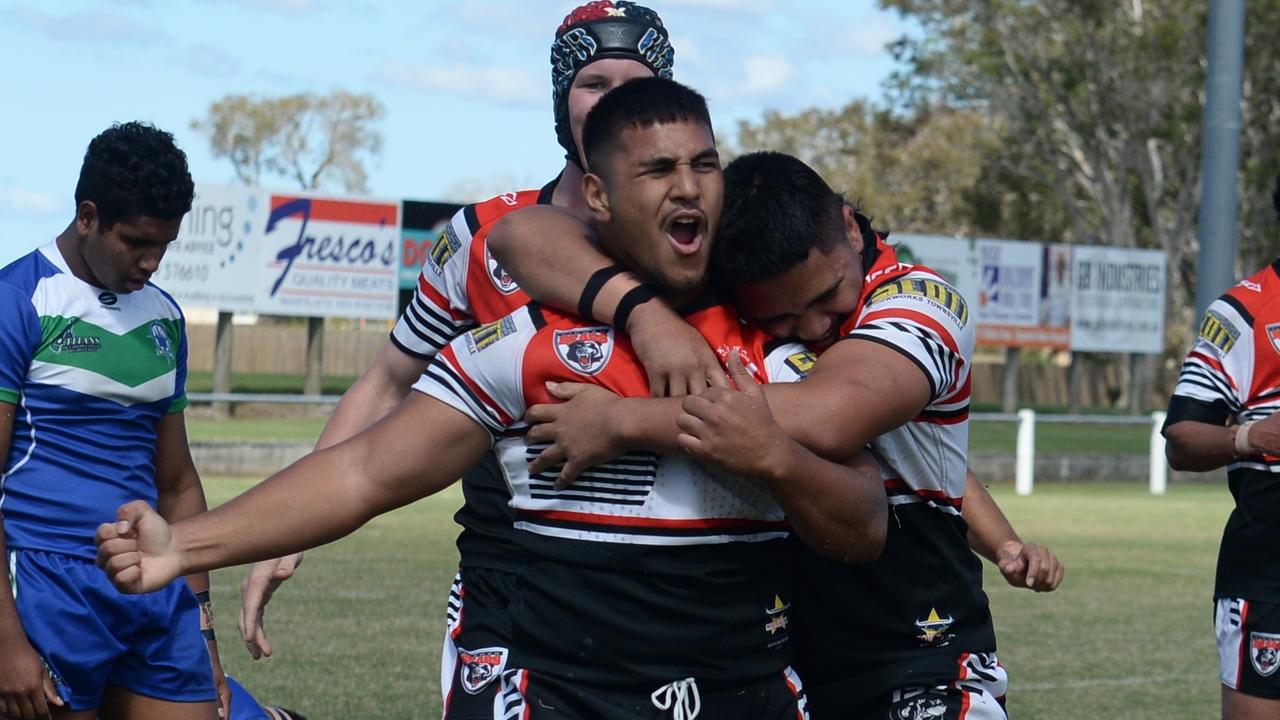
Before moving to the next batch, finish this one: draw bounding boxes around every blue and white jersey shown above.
[0,242,188,559]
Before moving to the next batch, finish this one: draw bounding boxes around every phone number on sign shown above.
[158,261,211,284]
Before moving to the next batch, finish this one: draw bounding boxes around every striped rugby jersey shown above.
[0,242,187,560]
[415,301,815,686]
[390,180,556,573]
[1166,261,1280,601]
[792,235,994,703]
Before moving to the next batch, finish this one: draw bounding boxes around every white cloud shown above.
[180,44,243,79]
[5,5,171,48]
[0,186,62,215]
[741,55,795,95]
[807,14,902,58]
[376,60,544,105]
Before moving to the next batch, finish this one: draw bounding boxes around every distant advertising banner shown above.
[255,194,400,320]
[161,183,265,313]
[889,234,978,302]
[400,201,461,290]
[1070,246,1166,353]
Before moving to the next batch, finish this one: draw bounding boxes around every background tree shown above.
[192,90,384,194]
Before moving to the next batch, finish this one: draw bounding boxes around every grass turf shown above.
[203,480,1230,719]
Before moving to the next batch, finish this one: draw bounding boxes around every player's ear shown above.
[584,173,611,224]
[843,204,863,255]
[75,201,100,237]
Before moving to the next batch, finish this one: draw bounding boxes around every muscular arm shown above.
[100,395,491,593]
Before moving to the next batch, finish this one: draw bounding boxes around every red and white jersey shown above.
[839,238,974,516]
[1167,261,1280,601]
[414,301,815,685]
[416,302,812,547]
[390,184,554,360]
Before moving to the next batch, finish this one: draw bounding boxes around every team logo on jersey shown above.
[485,247,518,295]
[893,695,948,720]
[554,327,613,376]
[457,646,507,694]
[427,224,463,275]
[1197,310,1239,356]
[50,320,101,354]
[765,595,790,635]
[784,350,816,377]
[150,321,174,359]
[465,317,517,354]
[1250,632,1280,677]
[914,608,954,647]
[868,277,969,326]
[1266,324,1280,357]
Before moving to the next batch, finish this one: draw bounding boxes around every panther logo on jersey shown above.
[554,327,613,376]
[1250,632,1280,677]
[457,646,507,694]
[485,246,518,295]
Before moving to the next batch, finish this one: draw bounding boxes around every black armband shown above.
[613,285,658,333]
[578,265,627,322]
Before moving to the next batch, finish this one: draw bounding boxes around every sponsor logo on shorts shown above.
[554,327,613,376]
[458,646,507,694]
[485,246,519,295]
[893,695,948,720]
[465,317,517,354]
[914,607,955,647]
[1197,309,1239,356]
[1250,632,1280,677]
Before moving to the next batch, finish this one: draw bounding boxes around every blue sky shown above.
[0,0,908,266]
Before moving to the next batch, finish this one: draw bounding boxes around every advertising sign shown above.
[161,183,265,313]
[1070,246,1166,353]
[255,194,400,320]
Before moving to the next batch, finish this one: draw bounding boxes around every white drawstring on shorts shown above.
[651,677,701,720]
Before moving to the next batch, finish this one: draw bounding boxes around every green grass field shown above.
[202,480,1230,719]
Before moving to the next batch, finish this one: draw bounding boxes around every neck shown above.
[550,161,591,216]
[54,222,99,286]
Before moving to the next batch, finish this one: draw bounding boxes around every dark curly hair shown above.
[74,122,194,230]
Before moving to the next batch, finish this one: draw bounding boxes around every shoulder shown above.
[467,188,545,233]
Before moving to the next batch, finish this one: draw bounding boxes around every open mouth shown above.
[665,214,704,256]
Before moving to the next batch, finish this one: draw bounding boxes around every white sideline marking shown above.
[1019,672,1213,691]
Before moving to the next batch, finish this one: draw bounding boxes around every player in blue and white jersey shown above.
[0,123,227,719]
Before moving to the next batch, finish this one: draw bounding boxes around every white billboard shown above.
[161,184,266,313]
[1070,246,1166,353]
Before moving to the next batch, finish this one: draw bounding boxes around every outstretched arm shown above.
[488,206,725,396]
[962,469,1064,591]
[98,394,490,593]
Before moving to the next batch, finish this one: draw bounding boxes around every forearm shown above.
[1164,420,1236,471]
[612,396,686,452]
[962,471,1020,564]
[175,398,488,574]
[761,444,886,563]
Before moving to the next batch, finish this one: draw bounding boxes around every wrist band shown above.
[613,285,658,333]
[577,265,627,322]
[202,628,217,642]
[1235,420,1257,457]
[195,590,215,632]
